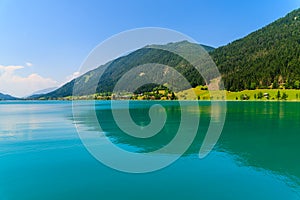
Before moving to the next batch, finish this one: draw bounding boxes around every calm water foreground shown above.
[0,101,300,200]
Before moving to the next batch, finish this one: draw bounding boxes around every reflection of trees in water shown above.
[97,101,209,154]
[74,101,212,154]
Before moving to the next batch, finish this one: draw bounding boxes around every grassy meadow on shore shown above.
[176,86,300,101]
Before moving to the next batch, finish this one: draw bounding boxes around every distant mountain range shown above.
[27,87,57,99]
[28,8,300,99]
[0,93,18,100]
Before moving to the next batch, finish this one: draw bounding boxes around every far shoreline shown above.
[4,88,300,102]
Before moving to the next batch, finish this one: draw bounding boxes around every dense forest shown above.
[210,8,300,91]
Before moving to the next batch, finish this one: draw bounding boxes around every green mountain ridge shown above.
[211,8,300,91]
[147,40,215,52]
[39,41,212,99]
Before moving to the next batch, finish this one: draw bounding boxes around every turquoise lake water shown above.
[0,101,300,199]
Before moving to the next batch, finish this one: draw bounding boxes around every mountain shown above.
[27,87,58,99]
[0,93,18,100]
[210,8,300,91]
[31,87,58,95]
[38,8,300,98]
[39,41,214,99]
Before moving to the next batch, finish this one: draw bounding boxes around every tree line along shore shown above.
[33,86,300,101]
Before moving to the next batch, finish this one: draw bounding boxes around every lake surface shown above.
[0,101,300,199]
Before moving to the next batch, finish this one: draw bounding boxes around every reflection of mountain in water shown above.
[218,102,300,186]
[73,101,300,186]
[74,101,212,154]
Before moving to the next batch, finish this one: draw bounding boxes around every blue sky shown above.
[0,0,299,97]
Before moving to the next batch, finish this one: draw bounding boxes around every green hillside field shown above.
[176,86,300,101]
